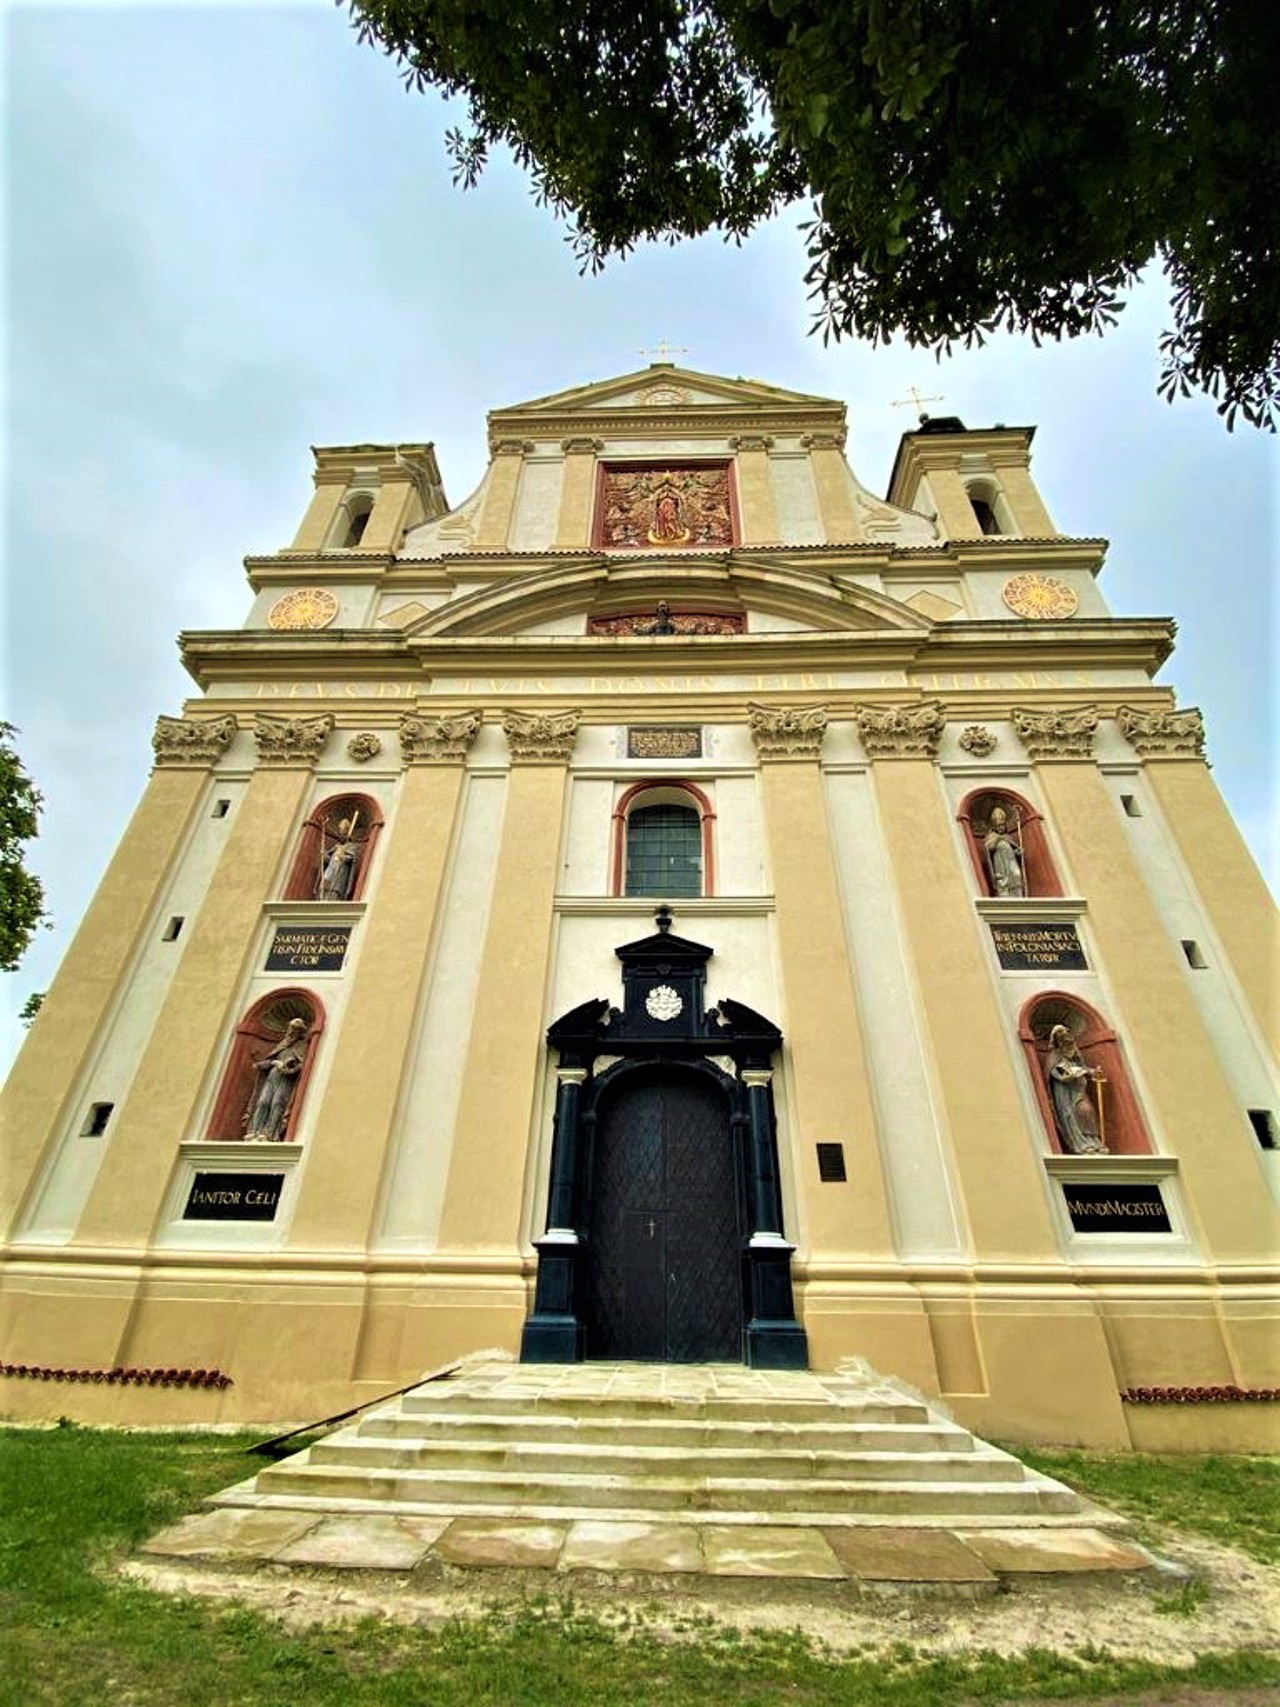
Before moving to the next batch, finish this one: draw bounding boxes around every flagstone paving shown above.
[140,1358,1160,1586]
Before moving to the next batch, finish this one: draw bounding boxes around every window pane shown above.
[625,804,701,897]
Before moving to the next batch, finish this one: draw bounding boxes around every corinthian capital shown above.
[398,710,481,765]
[747,703,828,760]
[253,713,334,766]
[1012,705,1099,761]
[502,710,580,763]
[851,700,945,759]
[1117,704,1206,759]
[152,714,237,768]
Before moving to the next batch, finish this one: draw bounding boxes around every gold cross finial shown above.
[640,339,690,364]
[892,385,945,423]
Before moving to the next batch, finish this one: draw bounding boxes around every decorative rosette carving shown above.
[398,711,481,764]
[1116,705,1206,759]
[502,710,581,763]
[851,700,946,759]
[152,714,237,768]
[958,724,998,757]
[747,703,828,759]
[346,731,382,764]
[1012,706,1099,760]
[253,713,334,766]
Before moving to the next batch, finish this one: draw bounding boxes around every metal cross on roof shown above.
[892,385,945,422]
[640,339,691,363]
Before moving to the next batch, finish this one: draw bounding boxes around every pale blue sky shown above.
[2,1,1275,1070]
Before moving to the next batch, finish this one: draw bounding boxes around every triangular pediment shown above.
[494,365,841,417]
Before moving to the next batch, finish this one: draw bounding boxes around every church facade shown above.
[3,365,1276,1448]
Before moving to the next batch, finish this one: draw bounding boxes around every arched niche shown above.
[282,793,383,902]
[1019,992,1154,1157]
[611,780,715,898]
[958,787,1062,898]
[205,988,325,1144]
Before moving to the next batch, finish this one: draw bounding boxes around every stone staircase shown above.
[212,1360,1116,1533]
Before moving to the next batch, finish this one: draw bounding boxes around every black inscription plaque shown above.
[627,726,702,760]
[266,924,351,972]
[1062,1182,1171,1234]
[990,921,1088,971]
[184,1172,285,1222]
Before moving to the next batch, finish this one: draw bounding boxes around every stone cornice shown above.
[485,404,847,450]
[179,617,1177,694]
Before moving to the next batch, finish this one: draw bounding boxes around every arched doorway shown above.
[583,1066,744,1363]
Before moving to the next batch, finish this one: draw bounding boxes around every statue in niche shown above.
[982,804,1026,897]
[317,812,363,901]
[1045,1024,1108,1154]
[243,1017,309,1143]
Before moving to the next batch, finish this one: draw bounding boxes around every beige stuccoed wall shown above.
[735,444,780,545]
[287,762,467,1251]
[808,443,860,542]
[556,445,597,547]
[436,756,568,1278]
[475,447,524,548]
[290,475,348,551]
[1,765,206,1240]
[1141,759,1277,1048]
[997,463,1055,535]
[73,765,312,1251]
[1036,760,1280,1389]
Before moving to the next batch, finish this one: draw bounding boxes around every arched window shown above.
[966,479,1011,537]
[958,788,1062,899]
[282,793,383,902]
[205,989,324,1144]
[330,492,374,550]
[1019,993,1153,1157]
[611,781,715,898]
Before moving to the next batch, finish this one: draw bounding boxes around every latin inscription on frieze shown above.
[1061,1182,1172,1234]
[627,726,703,760]
[990,921,1088,971]
[184,1172,285,1222]
[265,925,351,972]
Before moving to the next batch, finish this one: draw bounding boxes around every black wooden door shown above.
[584,1073,743,1362]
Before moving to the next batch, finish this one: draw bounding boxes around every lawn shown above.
[1,1424,1277,1706]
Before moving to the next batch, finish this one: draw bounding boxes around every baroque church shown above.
[3,364,1276,1450]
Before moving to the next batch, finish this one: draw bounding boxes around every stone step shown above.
[254,1460,1078,1518]
[308,1436,1016,1484]
[395,1391,932,1425]
[355,1409,970,1454]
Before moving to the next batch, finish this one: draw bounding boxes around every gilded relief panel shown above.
[595,462,737,549]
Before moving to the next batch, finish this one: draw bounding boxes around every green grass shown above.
[0,1424,1277,1706]
[1018,1447,1280,1564]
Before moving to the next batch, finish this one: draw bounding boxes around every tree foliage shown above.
[347,0,1280,428]
[0,724,48,973]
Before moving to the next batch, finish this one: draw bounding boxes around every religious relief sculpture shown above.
[152,714,237,768]
[346,731,382,764]
[747,702,828,759]
[315,811,366,901]
[597,464,735,550]
[589,605,746,637]
[981,805,1026,897]
[398,710,481,764]
[958,724,998,757]
[1011,705,1098,761]
[1117,705,1206,759]
[851,700,946,759]
[254,713,334,767]
[1044,1023,1109,1154]
[502,710,581,763]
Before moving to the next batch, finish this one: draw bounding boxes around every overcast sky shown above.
[2,1,1275,1072]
